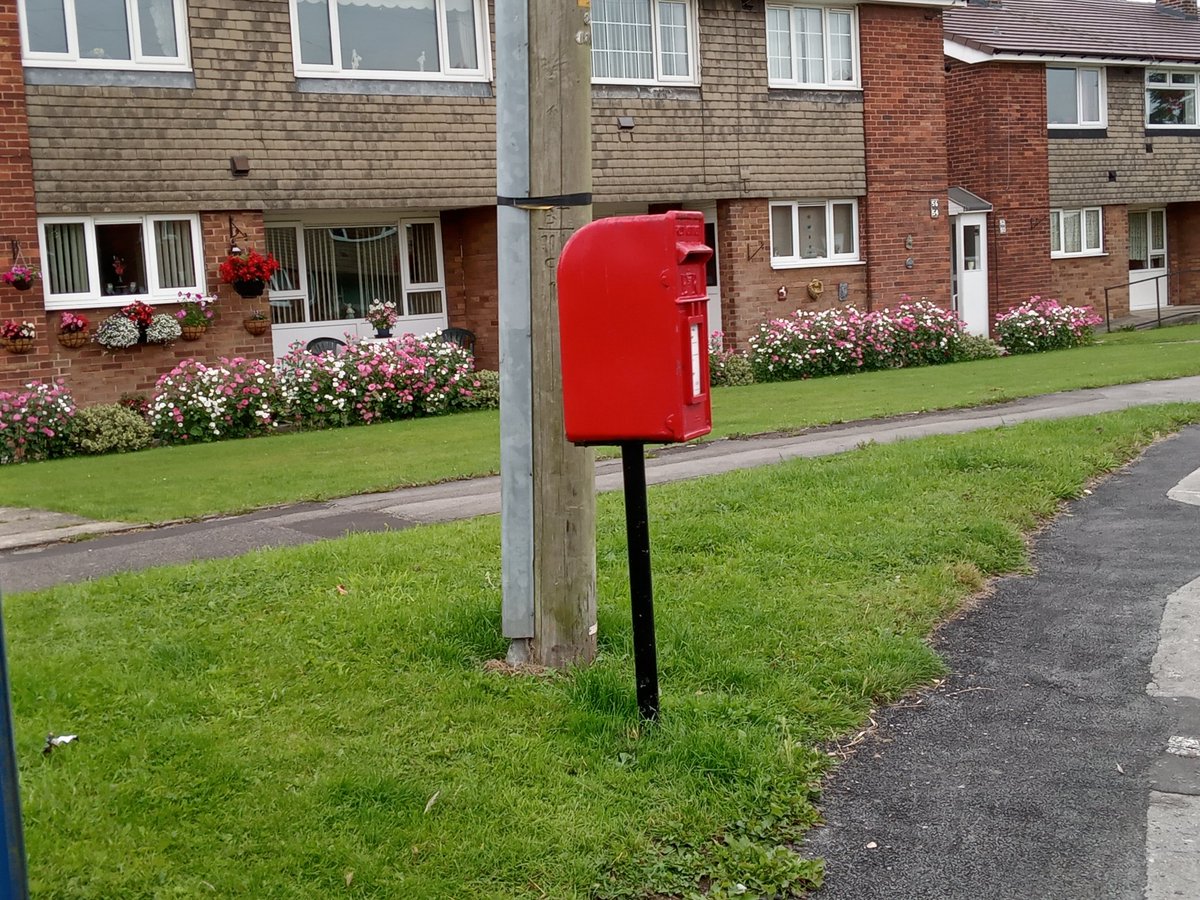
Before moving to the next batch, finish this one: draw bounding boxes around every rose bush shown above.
[994,296,1103,354]
[0,380,75,463]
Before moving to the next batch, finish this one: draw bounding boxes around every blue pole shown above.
[0,598,29,898]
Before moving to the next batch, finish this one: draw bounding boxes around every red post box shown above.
[557,210,713,445]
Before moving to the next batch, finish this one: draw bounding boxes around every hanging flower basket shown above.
[58,331,90,349]
[7,338,33,353]
[2,266,39,292]
[180,325,208,341]
[243,316,270,336]
[232,279,265,299]
[1,320,36,353]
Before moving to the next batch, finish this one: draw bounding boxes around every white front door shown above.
[952,213,989,336]
[1129,209,1168,312]
[697,203,722,335]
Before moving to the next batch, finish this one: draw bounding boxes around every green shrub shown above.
[463,370,500,410]
[954,333,1003,362]
[712,352,755,387]
[71,404,153,455]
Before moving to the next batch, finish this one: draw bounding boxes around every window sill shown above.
[25,67,195,89]
[768,86,862,102]
[592,83,701,101]
[1050,251,1108,261]
[1144,126,1200,137]
[1048,127,1107,139]
[771,258,864,271]
[297,77,493,98]
[44,293,197,312]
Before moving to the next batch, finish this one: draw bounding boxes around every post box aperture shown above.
[558,210,713,445]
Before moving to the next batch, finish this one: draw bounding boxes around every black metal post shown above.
[1156,276,1163,329]
[0,599,28,899]
[1104,285,1111,333]
[620,442,659,721]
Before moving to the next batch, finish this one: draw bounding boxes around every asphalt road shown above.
[806,426,1200,898]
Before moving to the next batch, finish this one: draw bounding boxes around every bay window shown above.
[1050,208,1103,258]
[766,5,857,89]
[290,0,488,79]
[264,221,446,326]
[1047,66,1104,128]
[19,0,190,69]
[769,200,859,267]
[1147,69,1197,127]
[590,0,697,84]
[39,214,204,308]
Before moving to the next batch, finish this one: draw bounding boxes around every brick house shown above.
[944,0,1200,327]
[0,0,960,404]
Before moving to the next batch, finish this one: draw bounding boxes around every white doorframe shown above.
[952,212,989,336]
[697,203,722,335]
[1129,208,1168,312]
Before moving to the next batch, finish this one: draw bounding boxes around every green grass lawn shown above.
[4,330,1200,523]
[9,405,1198,898]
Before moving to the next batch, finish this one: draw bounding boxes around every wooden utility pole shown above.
[497,0,596,666]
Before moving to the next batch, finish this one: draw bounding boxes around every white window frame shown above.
[589,0,700,86]
[288,0,491,81]
[769,199,860,269]
[1049,207,1104,259]
[1046,65,1106,129]
[263,219,448,324]
[1146,68,1199,128]
[765,4,859,90]
[18,0,191,71]
[38,213,205,310]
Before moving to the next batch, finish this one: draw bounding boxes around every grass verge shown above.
[9,404,1199,898]
[4,331,1200,522]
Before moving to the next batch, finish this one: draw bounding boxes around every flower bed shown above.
[994,296,1102,354]
[0,381,75,463]
[747,299,972,382]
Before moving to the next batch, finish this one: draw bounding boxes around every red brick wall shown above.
[442,206,499,371]
[1169,202,1200,306]
[1050,205,1128,318]
[859,4,951,309]
[946,61,1053,329]
[717,199,869,349]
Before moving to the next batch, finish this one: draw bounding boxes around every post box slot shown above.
[676,242,713,265]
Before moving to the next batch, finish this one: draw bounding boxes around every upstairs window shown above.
[590,0,697,84]
[1047,66,1104,128]
[769,200,859,268]
[1147,69,1197,127]
[766,5,857,89]
[1050,207,1103,258]
[291,0,488,79]
[19,0,190,69]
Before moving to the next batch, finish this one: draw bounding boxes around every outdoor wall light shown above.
[777,285,788,301]
[228,217,248,255]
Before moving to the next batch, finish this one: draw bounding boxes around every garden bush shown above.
[70,404,153,455]
[708,333,755,388]
[461,369,500,410]
[955,333,1004,361]
[0,380,76,463]
[994,296,1103,354]
[747,299,969,382]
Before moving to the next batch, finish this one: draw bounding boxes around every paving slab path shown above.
[806,426,1200,899]
[5,374,1200,595]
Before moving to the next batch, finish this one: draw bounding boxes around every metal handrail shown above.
[1103,267,1200,332]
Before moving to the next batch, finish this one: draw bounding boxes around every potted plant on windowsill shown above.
[1,320,36,353]
[219,249,280,299]
[243,307,270,336]
[175,291,217,340]
[365,299,399,338]
[2,265,39,292]
[57,312,90,349]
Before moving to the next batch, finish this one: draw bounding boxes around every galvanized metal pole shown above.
[0,599,28,899]
[496,0,536,658]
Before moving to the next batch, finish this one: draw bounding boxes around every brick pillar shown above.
[859,4,952,310]
[0,3,53,393]
[1158,0,1198,18]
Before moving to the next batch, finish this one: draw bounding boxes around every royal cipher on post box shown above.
[558,210,714,445]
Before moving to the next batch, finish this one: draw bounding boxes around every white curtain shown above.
[45,223,89,295]
[154,219,195,289]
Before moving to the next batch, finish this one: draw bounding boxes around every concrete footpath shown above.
[5,374,1200,595]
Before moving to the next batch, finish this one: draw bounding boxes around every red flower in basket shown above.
[219,250,280,286]
[119,300,155,327]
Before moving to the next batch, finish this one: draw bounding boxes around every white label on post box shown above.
[690,322,702,398]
